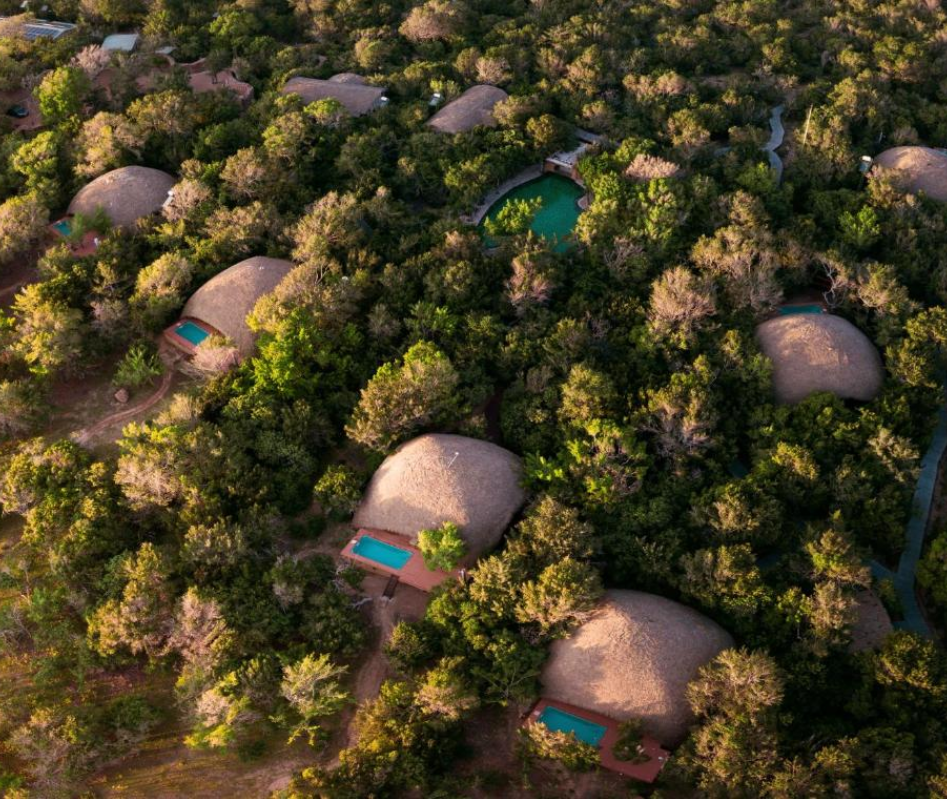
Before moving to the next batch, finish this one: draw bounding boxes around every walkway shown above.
[871,397,947,637]
[461,164,543,226]
[71,345,182,447]
[764,105,785,181]
[713,105,785,183]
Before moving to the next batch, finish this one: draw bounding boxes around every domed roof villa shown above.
[280,75,388,117]
[164,256,294,365]
[344,434,526,591]
[756,314,884,405]
[427,84,508,134]
[67,166,176,230]
[873,146,947,201]
[527,590,734,780]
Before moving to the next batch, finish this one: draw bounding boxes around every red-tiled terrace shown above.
[341,528,459,593]
[162,317,218,356]
[524,698,669,783]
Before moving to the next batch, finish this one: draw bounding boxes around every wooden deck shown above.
[525,698,669,783]
[340,528,459,593]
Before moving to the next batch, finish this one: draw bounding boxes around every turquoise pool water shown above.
[482,174,584,251]
[353,535,412,570]
[52,219,73,237]
[537,706,607,746]
[780,304,823,315]
[175,321,210,346]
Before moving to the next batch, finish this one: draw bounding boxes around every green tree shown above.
[279,654,350,745]
[416,521,466,571]
[516,557,602,638]
[346,341,463,452]
[36,67,91,128]
[485,197,542,237]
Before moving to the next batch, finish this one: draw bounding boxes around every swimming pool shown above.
[537,706,607,746]
[175,320,210,346]
[52,218,73,237]
[482,174,584,251]
[779,304,823,315]
[353,535,413,570]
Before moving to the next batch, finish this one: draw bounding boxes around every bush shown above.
[114,344,163,391]
[417,521,466,572]
[516,723,600,772]
[612,718,651,763]
[385,621,435,672]
[484,197,543,237]
[313,465,363,519]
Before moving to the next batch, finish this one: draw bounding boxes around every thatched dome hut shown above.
[280,76,386,116]
[542,590,734,746]
[756,314,883,405]
[428,85,508,134]
[181,256,294,357]
[874,146,947,201]
[68,166,175,230]
[352,433,525,566]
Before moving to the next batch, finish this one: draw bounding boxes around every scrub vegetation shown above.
[1,0,947,795]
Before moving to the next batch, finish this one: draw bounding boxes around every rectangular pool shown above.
[52,218,73,237]
[537,706,607,746]
[779,304,823,315]
[353,535,412,570]
[175,321,210,346]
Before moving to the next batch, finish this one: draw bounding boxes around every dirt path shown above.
[72,366,175,447]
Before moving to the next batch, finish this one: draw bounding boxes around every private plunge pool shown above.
[52,218,73,237]
[481,173,584,251]
[352,535,413,570]
[779,304,824,316]
[537,706,607,746]
[174,320,211,346]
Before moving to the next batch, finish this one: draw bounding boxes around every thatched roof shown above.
[280,76,385,116]
[428,85,508,134]
[68,166,175,230]
[328,72,367,85]
[849,590,894,653]
[182,256,294,357]
[352,433,525,566]
[874,146,947,201]
[755,314,883,405]
[542,590,734,746]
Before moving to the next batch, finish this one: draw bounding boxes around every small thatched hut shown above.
[541,590,734,746]
[427,85,508,134]
[280,76,386,116]
[352,433,525,566]
[181,257,294,357]
[68,166,175,230]
[874,146,947,201]
[756,314,883,405]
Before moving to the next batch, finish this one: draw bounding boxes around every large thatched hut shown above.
[756,314,883,405]
[428,85,508,134]
[541,590,734,746]
[67,166,175,230]
[280,76,387,116]
[874,146,947,201]
[178,256,294,358]
[352,433,525,566]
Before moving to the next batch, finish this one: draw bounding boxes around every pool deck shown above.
[525,698,669,783]
[162,317,219,356]
[461,164,544,226]
[49,218,101,257]
[341,528,459,593]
